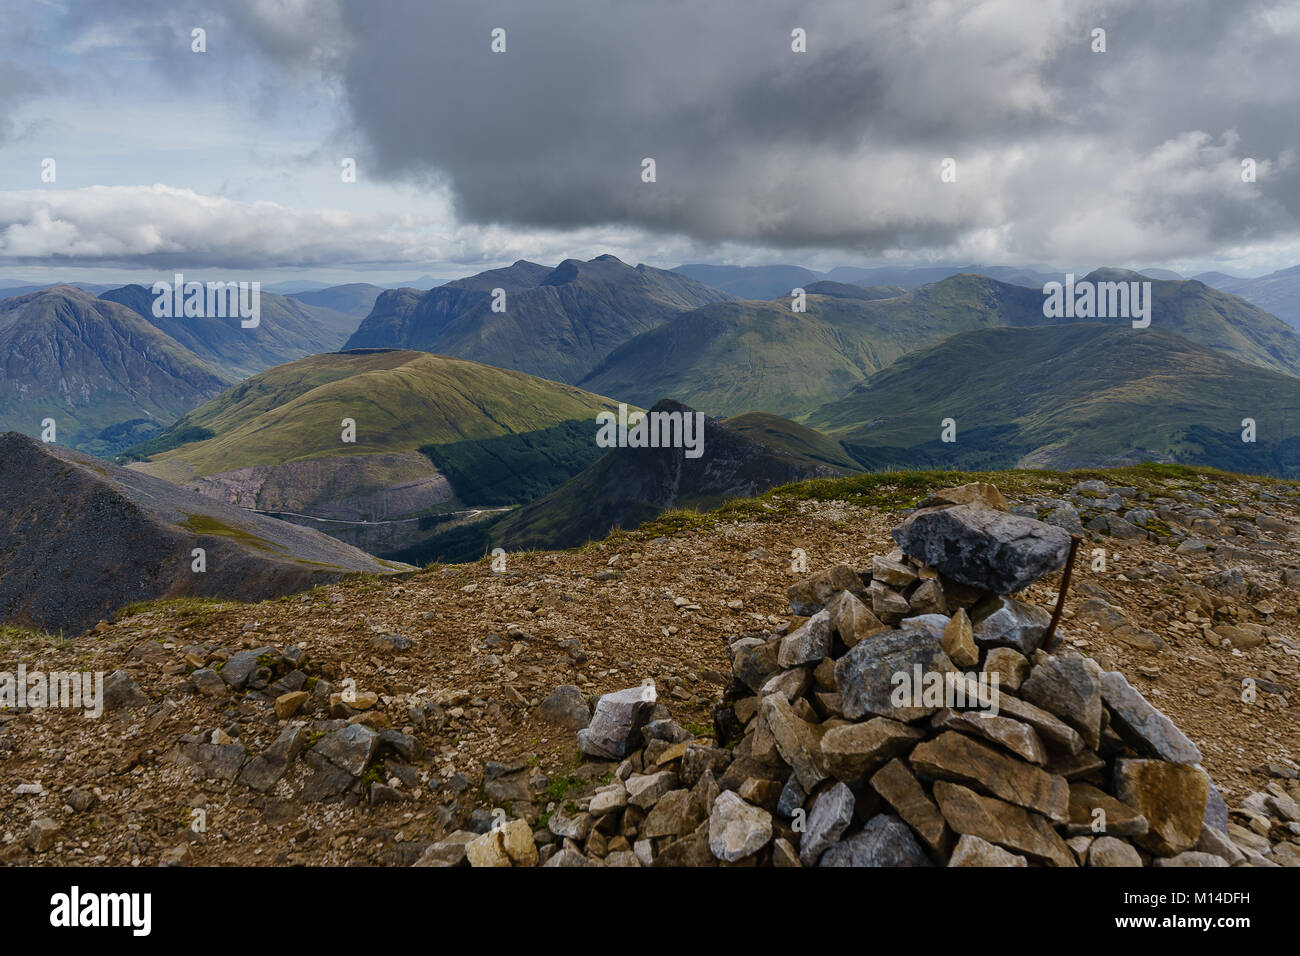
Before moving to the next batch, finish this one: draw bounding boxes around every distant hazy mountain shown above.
[803,280,905,300]
[287,282,385,319]
[482,400,852,554]
[345,254,734,384]
[388,274,446,290]
[1192,264,1300,331]
[123,349,626,552]
[806,323,1300,476]
[261,279,332,294]
[821,264,1060,289]
[0,281,116,298]
[0,287,233,456]
[101,283,358,379]
[579,270,1300,419]
[0,431,407,635]
[671,263,823,299]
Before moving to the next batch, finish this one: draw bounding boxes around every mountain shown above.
[806,323,1300,476]
[671,263,823,299]
[344,254,734,383]
[261,279,332,294]
[0,432,408,635]
[1192,264,1300,331]
[388,274,446,290]
[0,281,117,298]
[722,412,862,472]
[0,287,233,456]
[578,274,1050,419]
[287,282,385,319]
[822,264,1059,289]
[344,260,553,351]
[122,349,626,554]
[479,400,852,554]
[101,284,359,380]
[803,280,905,300]
[579,270,1300,420]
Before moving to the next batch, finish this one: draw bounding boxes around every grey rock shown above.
[220,647,278,690]
[1099,670,1202,764]
[778,609,833,668]
[577,686,656,759]
[971,595,1052,656]
[312,723,379,776]
[708,791,772,862]
[1019,654,1103,750]
[102,670,149,711]
[191,668,226,697]
[834,627,956,721]
[892,503,1071,594]
[818,814,934,867]
[538,684,591,730]
[798,782,855,865]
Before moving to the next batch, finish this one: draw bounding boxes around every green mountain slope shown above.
[127,349,624,475]
[101,283,358,379]
[344,254,734,383]
[433,400,853,558]
[0,287,233,456]
[806,323,1300,476]
[579,271,1300,420]
[578,274,1047,418]
[722,412,862,472]
[121,350,629,550]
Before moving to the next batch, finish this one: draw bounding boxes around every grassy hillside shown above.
[578,270,1300,420]
[579,274,1047,418]
[126,349,625,476]
[807,323,1300,476]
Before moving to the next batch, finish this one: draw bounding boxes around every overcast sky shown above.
[2,0,1299,284]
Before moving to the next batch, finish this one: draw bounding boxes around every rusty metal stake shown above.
[1042,534,1083,651]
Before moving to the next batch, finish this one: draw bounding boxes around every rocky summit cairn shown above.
[411,482,1252,867]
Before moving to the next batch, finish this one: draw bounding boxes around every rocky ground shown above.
[1,465,1298,866]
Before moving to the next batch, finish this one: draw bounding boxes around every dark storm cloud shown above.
[34,0,1300,264]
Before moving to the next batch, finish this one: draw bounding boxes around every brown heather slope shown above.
[0,465,1297,865]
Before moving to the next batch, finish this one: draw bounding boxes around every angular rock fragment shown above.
[892,503,1071,594]
[1099,671,1202,764]
[971,595,1052,656]
[834,627,956,721]
[932,781,1075,867]
[871,758,951,855]
[818,813,933,867]
[1112,758,1209,856]
[909,731,1069,822]
[578,686,656,759]
[788,564,866,616]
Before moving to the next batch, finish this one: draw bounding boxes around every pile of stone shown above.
[422,482,1261,866]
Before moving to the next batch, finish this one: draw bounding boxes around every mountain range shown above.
[101,283,358,379]
[806,323,1300,476]
[343,255,734,383]
[0,287,234,456]
[6,254,1300,559]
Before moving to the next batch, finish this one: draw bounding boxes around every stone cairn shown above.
[424,483,1250,867]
